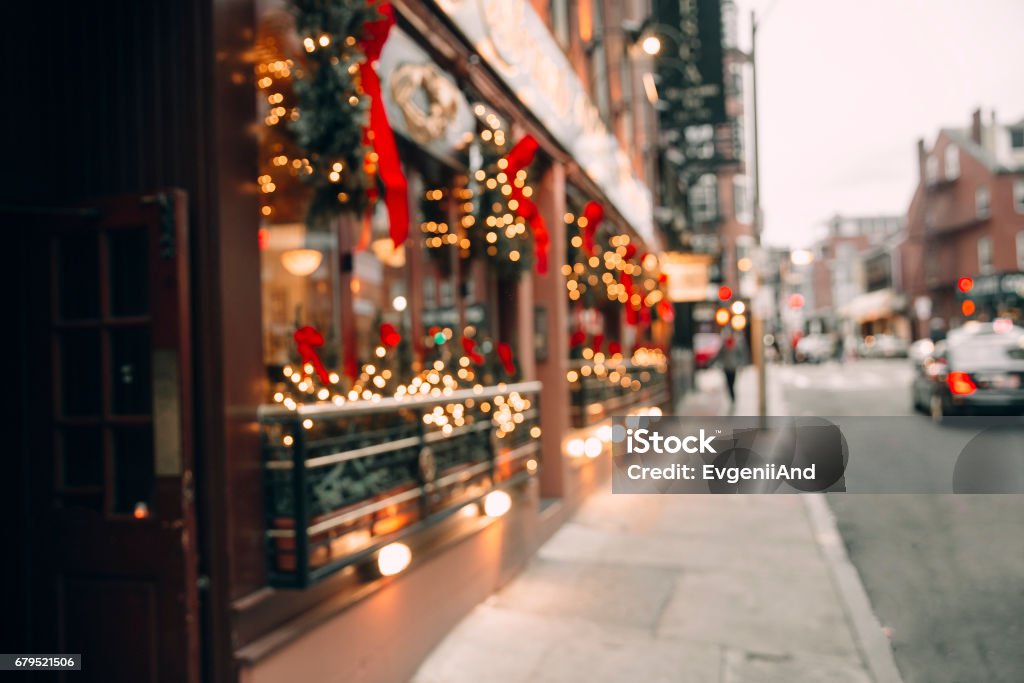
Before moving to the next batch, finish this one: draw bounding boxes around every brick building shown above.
[901,108,1024,338]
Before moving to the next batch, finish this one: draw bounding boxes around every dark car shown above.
[912,322,1024,420]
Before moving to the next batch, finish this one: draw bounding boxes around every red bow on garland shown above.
[360,1,408,248]
[293,326,331,385]
[581,201,604,256]
[608,341,622,356]
[570,329,587,348]
[502,135,549,273]
[380,323,401,348]
[497,342,516,376]
[591,333,604,354]
[658,299,675,322]
[461,337,485,364]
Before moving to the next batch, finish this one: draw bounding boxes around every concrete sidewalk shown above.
[412,368,896,683]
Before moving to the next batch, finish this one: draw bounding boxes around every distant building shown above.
[805,213,905,337]
[900,108,1024,338]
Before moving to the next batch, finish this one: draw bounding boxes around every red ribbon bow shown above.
[608,341,622,356]
[581,201,604,256]
[502,135,549,273]
[570,329,587,348]
[360,2,409,248]
[658,299,676,322]
[497,342,516,376]
[380,323,401,348]
[591,333,604,354]
[461,337,484,364]
[294,326,331,385]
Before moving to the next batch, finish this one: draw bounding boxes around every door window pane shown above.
[57,232,99,320]
[59,330,102,417]
[112,427,154,515]
[59,426,104,488]
[108,228,150,317]
[110,327,152,415]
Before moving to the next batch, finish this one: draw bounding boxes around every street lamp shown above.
[622,20,690,58]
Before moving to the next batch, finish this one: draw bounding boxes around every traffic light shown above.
[715,307,731,326]
[788,293,805,309]
[718,285,733,301]
[957,277,973,294]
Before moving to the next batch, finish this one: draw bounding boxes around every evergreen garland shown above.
[468,125,535,279]
[289,0,381,228]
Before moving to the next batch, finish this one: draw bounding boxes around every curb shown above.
[802,494,904,683]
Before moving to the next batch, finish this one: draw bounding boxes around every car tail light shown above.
[947,371,977,396]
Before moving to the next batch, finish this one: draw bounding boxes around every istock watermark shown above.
[610,415,1024,494]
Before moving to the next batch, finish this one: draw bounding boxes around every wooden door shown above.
[21,190,199,682]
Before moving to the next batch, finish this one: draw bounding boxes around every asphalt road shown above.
[775,359,1024,683]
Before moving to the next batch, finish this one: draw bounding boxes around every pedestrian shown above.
[719,327,747,404]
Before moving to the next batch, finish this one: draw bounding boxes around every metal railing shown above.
[569,362,669,427]
[259,381,542,587]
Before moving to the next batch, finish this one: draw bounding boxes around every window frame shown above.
[975,185,991,219]
[977,235,993,274]
[944,145,959,180]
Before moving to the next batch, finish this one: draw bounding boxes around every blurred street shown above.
[774,359,1024,683]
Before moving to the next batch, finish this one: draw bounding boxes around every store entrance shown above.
[17,191,200,682]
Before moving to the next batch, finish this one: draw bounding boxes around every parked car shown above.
[858,334,909,358]
[795,334,835,363]
[694,332,723,369]
[911,322,1024,419]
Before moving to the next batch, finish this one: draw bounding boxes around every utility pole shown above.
[750,10,767,420]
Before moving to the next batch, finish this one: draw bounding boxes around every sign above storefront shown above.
[662,252,713,302]
[434,0,655,246]
[378,29,477,165]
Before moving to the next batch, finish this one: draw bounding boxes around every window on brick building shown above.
[1011,127,1024,150]
[689,174,719,224]
[976,186,990,219]
[733,175,751,223]
[978,236,993,274]
[925,155,939,184]
[1017,231,1024,270]
[944,145,959,180]
[1014,179,1024,214]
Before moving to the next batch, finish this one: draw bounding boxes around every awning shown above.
[839,288,897,323]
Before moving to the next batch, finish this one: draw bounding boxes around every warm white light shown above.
[596,425,613,443]
[790,249,814,266]
[483,490,512,518]
[281,248,323,276]
[584,437,603,458]
[377,542,412,577]
[567,438,586,458]
[731,300,746,315]
[392,295,408,312]
[641,35,662,56]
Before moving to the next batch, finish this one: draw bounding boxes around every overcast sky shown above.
[734,0,1024,247]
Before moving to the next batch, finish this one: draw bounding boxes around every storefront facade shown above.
[10,1,672,681]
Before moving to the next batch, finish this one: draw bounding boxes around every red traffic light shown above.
[717,285,733,301]
[957,277,973,293]
[788,293,805,309]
